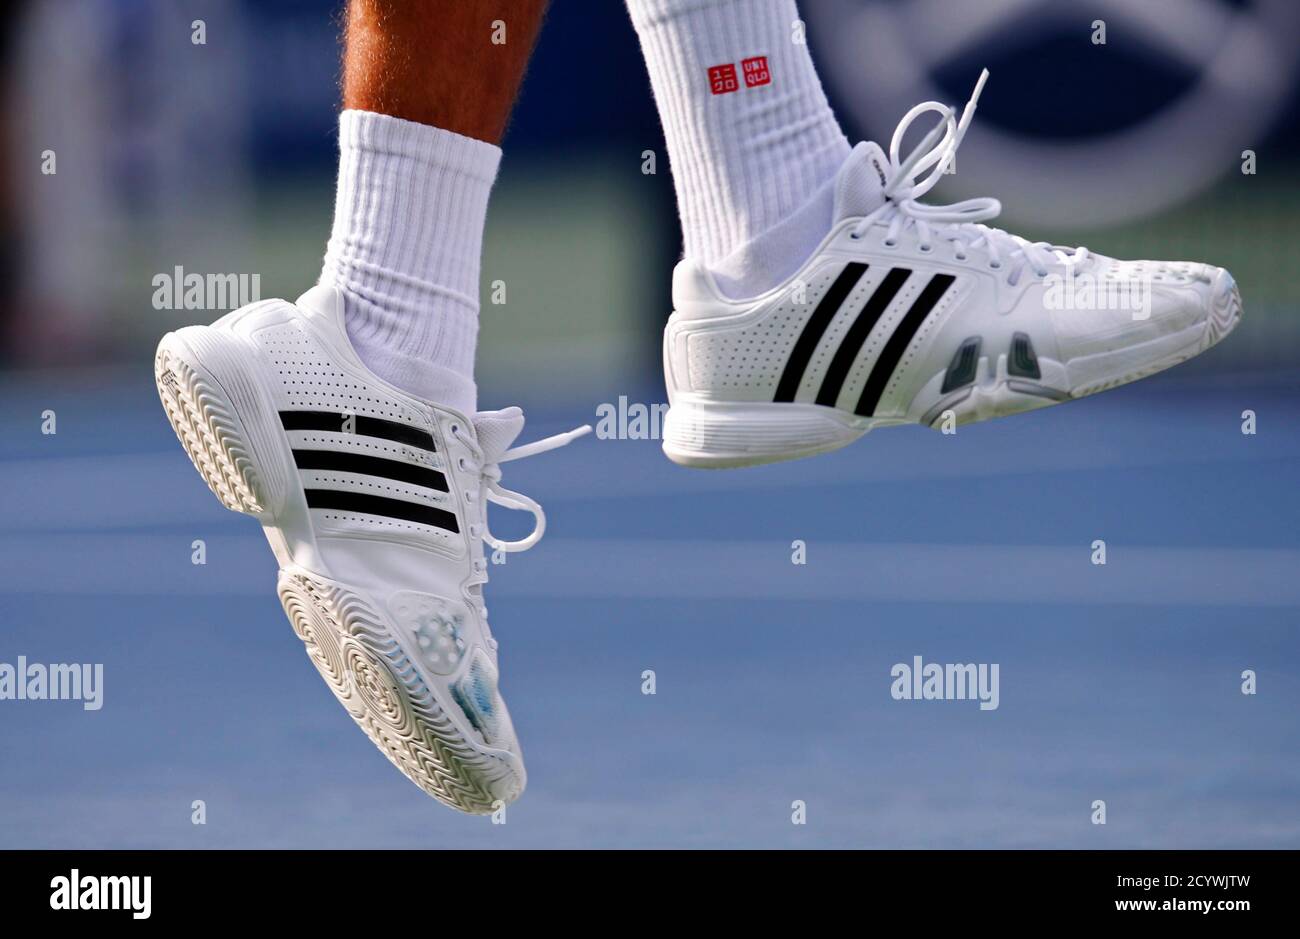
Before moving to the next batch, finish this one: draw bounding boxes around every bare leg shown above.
[343,0,548,144]
[322,0,549,414]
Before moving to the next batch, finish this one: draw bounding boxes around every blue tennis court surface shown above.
[1,366,1297,848]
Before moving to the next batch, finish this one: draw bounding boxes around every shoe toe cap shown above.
[1048,260,1232,360]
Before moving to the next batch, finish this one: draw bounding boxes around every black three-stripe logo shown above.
[278,411,459,533]
[775,264,955,416]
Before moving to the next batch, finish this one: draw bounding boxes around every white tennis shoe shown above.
[155,284,588,813]
[662,71,1242,467]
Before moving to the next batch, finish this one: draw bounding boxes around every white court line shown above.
[1,429,1292,530]
[1,534,1297,606]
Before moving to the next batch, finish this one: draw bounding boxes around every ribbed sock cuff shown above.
[321,109,501,414]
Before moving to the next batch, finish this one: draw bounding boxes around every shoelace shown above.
[850,69,1089,287]
[450,420,592,623]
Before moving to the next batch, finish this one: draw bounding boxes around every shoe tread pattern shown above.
[155,343,265,515]
[278,570,519,814]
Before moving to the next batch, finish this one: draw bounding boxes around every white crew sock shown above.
[320,109,501,415]
[627,0,850,297]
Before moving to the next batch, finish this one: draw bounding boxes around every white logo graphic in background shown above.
[811,0,1300,226]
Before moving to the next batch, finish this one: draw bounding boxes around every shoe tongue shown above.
[833,141,890,223]
[472,406,525,461]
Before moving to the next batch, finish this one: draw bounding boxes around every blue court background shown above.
[1,0,1298,847]
[2,367,1297,848]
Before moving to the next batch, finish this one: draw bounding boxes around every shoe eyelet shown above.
[882,239,898,249]
[848,232,861,241]
[457,457,467,471]
[919,244,932,253]
[955,253,968,261]
[989,261,1002,270]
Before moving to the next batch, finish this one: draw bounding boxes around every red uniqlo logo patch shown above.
[742,56,771,88]
[708,63,739,95]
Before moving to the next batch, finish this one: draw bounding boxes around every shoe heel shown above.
[661,398,869,468]
[155,326,286,517]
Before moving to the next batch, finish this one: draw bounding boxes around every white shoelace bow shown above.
[452,421,592,554]
[451,419,591,627]
[850,69,1089,286]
